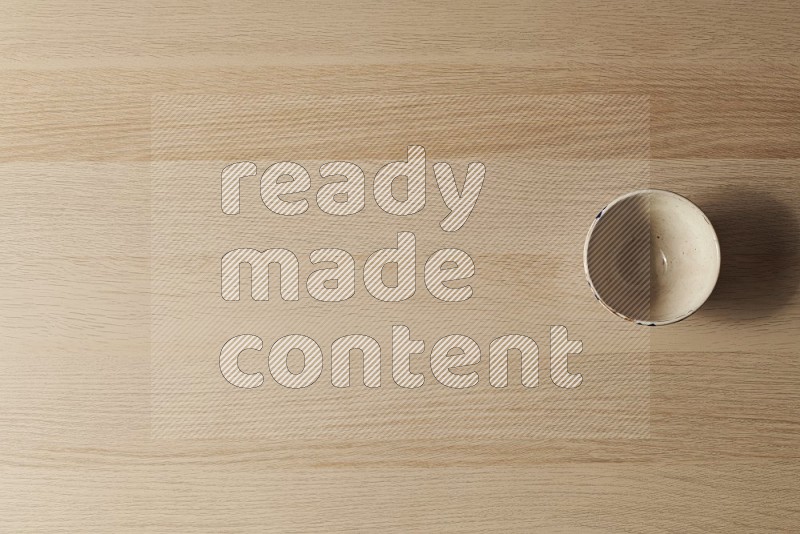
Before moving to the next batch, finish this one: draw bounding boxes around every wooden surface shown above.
[1,1,799,531]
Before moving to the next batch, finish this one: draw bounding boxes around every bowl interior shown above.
[585,190,720,324]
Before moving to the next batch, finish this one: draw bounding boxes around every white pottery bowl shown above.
[584,189,721,325]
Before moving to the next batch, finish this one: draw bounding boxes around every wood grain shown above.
[1,1,799,531]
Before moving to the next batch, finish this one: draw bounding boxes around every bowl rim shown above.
[583,188,721,326]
